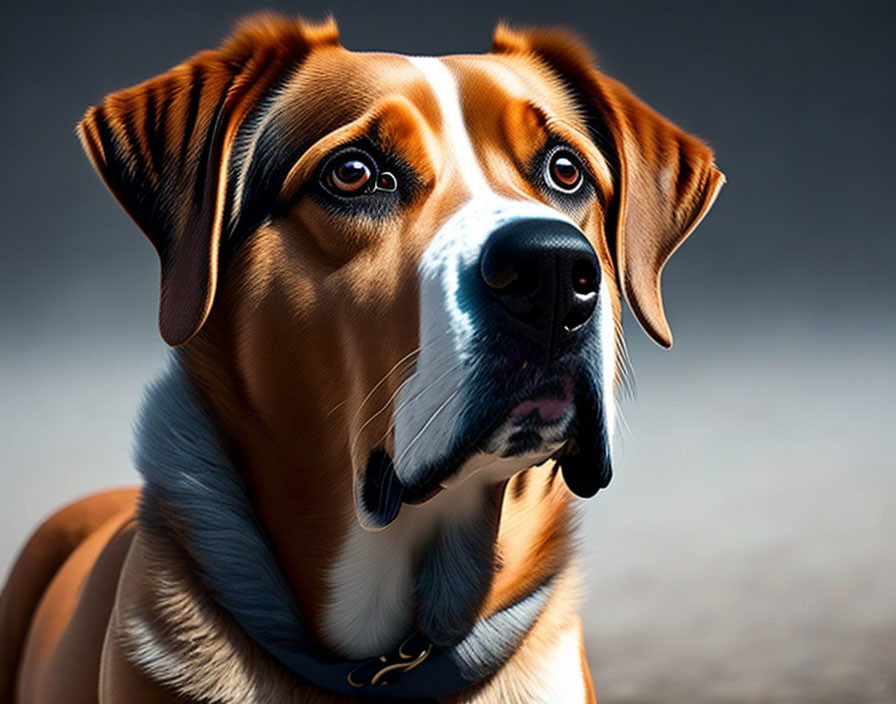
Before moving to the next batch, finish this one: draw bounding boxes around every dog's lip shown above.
[403,484,444,505]
[510,397,571,423]
[360,448,405,528]
[399,477,447,506]
[398,370,574,483]
[360,367,604,526]
[396,378,578,505]
[509,374,575,424]
[358,448,443,529]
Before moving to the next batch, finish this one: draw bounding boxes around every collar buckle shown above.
[347,634,433,688]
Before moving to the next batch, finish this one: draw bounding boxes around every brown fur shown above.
[0,489,138,702]
[492,24,725,347]
[2,14,722,702]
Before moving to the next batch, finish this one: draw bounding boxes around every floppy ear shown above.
[78,14,340,346]
[494,26,725,348]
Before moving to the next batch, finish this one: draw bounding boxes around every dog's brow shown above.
[275,95,435,205]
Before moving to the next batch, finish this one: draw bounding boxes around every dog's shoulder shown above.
[101,526,345,704]
[99,529,211,704]
[3,489,138,703]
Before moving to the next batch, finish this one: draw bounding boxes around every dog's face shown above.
[79,17,722,533]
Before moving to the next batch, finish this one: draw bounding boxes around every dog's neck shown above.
[162,335,577,664]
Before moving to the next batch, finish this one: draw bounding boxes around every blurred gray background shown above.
[1,1,893,701]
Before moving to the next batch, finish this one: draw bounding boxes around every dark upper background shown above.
[1,2,893,702]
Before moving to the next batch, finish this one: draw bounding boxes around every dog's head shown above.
[79,15,722,531]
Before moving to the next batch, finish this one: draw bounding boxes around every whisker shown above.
[349,357,464,464]
[348,371,417,463]
[346,346,422,425]
[390,358,464,421]
[326,349,418,421]
[369,357,466,453]
[325,399,349,419]
[335,327,452,425]
[393,386,462,470]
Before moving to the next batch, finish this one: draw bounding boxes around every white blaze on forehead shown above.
[405,56,491,196]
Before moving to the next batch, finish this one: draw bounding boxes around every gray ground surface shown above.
[2,318,894,703]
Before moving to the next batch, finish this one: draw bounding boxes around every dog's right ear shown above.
[494,25,724,349]
[78,14,339,346]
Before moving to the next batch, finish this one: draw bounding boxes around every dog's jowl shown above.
[0,14,723,704]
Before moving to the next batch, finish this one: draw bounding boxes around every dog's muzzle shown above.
[361,214,613,529]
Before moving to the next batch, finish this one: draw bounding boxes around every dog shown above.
[0,14,723,703]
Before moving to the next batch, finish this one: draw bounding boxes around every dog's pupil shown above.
[340,161,366,181]
[334,159,370,191]
[552,156,579,187]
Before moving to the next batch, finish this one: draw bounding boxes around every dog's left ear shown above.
[494,26,725,348]
[78,14,340,346]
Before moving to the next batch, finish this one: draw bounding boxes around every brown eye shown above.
[329,157,373,194]
[546,151,583,193]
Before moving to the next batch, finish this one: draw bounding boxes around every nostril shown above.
[495,260,543,323]
[564,259,599,332]
[571,259,598,295]
[562,299,596,332]
[501,261,539,297]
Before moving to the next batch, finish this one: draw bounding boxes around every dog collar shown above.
[232,580,555,701]
[135,360,556,700]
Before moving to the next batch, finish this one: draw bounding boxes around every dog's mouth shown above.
[503,374,575,455]
[357,367,611,530]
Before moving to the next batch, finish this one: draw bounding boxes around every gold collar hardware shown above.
[347,634,433,688]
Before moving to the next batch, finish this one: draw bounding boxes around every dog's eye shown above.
[320,148,400,200]
[545,150,583,193]
[327,155,374,195]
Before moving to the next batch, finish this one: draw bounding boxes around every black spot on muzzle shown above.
[362,448,405,527]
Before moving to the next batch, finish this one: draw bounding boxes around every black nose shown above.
[479,218,600,350]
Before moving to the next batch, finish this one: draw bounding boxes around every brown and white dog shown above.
[0,14,723,703]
